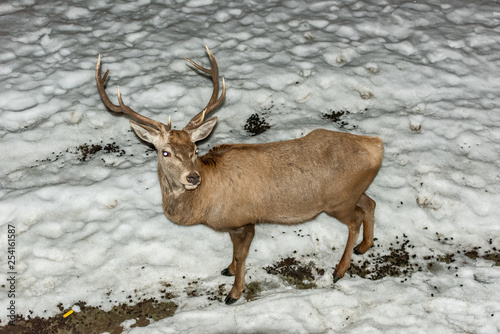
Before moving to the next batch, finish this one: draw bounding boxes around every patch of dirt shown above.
[349,235,419,281]
[207,284,227,303]
[481,253,500,266]
[183,279,228,303]
[348,235,499,282]
[264,257,325,289]
[29,139,132,170]
[184,279,201,298]
[322,109,357,129]
[1,299,177,334]
[76,142,126,162]
[244,113,271,136]
[464,248,499,266]
[263,235,498,289]
[159,282,177,300]
[245,281,262,302]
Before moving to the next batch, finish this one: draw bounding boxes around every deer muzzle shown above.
[183,172,201,190]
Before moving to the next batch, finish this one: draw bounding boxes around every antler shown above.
[96,54,171,132]
[184,45,226,130]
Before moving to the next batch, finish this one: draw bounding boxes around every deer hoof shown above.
[353,245,363,255]
[221,268,234,276]
[224,295,238,305]
[333,271,344,284]
[354,243,373,255]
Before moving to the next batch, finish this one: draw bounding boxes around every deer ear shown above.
[130,120,161,144]
[187,116,218,142]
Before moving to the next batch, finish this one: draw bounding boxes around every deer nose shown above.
[186,172,200,185]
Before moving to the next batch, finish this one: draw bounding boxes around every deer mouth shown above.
[184,183,199,190]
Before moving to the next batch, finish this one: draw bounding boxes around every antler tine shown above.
[184,45,226,129]
[96,54,171,131]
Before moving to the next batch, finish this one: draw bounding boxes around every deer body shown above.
[96,47,383,305]
[161,129,383,231]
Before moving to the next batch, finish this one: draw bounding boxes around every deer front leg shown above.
[223,224,255,305]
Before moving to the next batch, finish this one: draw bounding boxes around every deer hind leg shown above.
[223,224,255,305]
[354,193,376,255]
[329,205,365,283]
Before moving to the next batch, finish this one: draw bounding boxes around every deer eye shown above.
[162,151,170,157]
[195,149,199,155]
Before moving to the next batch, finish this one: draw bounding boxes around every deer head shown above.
[96,46,226,190]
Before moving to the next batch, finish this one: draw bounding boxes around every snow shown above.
[1,0,500,333]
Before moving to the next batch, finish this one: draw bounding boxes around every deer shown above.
[95,46,384,305]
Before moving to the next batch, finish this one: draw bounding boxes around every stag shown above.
[95,46,383,304]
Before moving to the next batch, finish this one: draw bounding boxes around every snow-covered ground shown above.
[1,0,500,333]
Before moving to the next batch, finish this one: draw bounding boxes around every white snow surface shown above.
[1,0,500,333]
